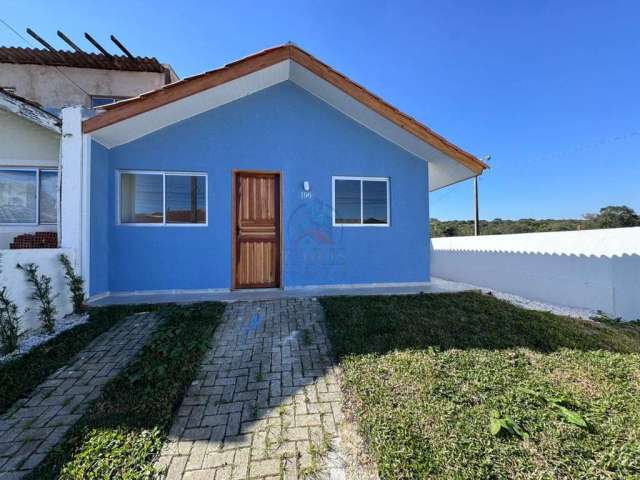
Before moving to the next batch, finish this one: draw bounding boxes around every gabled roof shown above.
[83,44,487,188]
[0,87,61,133]
[0,46,165,73]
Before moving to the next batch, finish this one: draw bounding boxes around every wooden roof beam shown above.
[57,30,84,54]
[26,28,66,63]
[110,35,134,59]
[26,28,57,52]
[84,33,112,58]
[57,30,101,68]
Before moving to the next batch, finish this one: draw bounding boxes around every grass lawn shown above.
[28,302,226,480]
[0,304,159,414]
[321,292,640,479]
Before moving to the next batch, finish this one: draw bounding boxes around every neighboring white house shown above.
[0,89,61,249]
[0,40,178,249]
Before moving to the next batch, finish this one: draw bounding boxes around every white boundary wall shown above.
[431,227,640,320]
[0,248,75,331]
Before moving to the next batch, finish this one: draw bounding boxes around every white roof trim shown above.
[0,91,61,134]
[88,60,476,190]
[90,61,290,150]
[288,62,476,190]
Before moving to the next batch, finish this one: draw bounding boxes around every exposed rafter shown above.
[84,32,112,58]
[110,35,134,59]
[57,30,101,68]
[26,28,66,63]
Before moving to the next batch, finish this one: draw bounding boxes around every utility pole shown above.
[474,176,480,236]
[473,155,491,236]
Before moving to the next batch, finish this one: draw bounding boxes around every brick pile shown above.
[9,232,57,249]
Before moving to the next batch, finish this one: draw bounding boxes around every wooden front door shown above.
[233,172,281,289]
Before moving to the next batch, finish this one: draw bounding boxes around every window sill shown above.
[333,223,390,228]
[0,223,56,227]
[116,223,209,227]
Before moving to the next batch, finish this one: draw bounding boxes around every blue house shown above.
[77,45,487,300]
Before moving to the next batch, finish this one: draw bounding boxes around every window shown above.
[0,168,58,225]
[120,173,163,224]
[332,176,389,226]
[91,96,127,108]
[165,174,206,224]
[39,171,58,224]
[118,171,207,225]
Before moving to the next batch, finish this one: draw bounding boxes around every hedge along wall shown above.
[0,248,75,331]
[431,227,640,321]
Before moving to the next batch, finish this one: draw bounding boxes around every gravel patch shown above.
[0,313,89,364]
[430,277,599,320]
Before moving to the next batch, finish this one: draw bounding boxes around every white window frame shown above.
[0,167,59,226]
[332,176,390,227]
[116,169,208,227]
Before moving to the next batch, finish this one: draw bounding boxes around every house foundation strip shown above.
[0,312,159,478]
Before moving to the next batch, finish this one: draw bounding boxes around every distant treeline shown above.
[431,205,640,237]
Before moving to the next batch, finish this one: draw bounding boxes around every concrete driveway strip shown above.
[0,312,158,479]
[157,298,367,480]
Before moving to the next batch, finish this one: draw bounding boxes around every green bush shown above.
[17,262,57,334]
[0,286,22,355]
[59,254,85,314]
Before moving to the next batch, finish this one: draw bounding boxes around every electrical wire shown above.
[0,17,92,97]
[430,186,458,205]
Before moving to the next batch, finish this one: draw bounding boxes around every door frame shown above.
[231,170,283,290]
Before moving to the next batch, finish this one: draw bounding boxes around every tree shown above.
[442,226,458,237]
[429,205,639,238]
[583,206,640,229]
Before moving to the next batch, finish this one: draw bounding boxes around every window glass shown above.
[39,171,58,224]
[91,97,119,108]
[333,177,390,226]
[334,179,361,224]
[165,175,206,224]
[363,180,388,224]
[0,170,37,223]
[120,173,163,223]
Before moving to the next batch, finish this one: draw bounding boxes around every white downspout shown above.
[59,107,86,285]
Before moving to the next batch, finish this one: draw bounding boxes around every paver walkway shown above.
[0,312,158,479]
[158,298,357,480]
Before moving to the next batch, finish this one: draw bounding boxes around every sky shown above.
[2,0,639,221]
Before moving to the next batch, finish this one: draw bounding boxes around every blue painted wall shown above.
[90,141,110,295]
[89,81,429,295]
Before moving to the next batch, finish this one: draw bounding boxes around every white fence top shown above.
[431,227,640,258]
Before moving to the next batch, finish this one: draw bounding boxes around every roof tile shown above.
[0,46,165,73]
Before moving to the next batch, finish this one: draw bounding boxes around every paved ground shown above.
[158,298,359,480]
[0,313,158,479]
[88,280,470,306]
